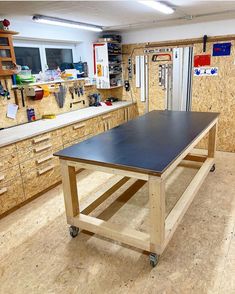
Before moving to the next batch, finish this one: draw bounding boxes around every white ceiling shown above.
[1,1,235,31]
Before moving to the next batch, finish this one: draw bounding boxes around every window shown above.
[14,41,77,74]
[45,48,73,70]
[14,47,42,74]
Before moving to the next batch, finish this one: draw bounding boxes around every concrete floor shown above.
[0,151,234,294]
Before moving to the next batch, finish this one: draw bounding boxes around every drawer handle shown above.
[73,123,86,130]
[34,143,52,153]
[0,187,7,195]
[102,114,111,120]
[33,134,51,144]
[38,164,54,176]
[36,154,53,164]
[0,175,5,181]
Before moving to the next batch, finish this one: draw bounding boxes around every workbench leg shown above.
[208,123,217,158]
[60,160,80,219]
[149,176,165,259]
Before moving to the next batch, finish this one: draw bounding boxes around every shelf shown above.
[0,57,12,61]
[97,85,123,90]
[0,69,16,76]
[0,30,19,35]
[0,46,10,50]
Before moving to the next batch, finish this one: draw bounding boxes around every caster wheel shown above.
[149,253,159,268]
[210,164,216,172]
[69,225,80,238]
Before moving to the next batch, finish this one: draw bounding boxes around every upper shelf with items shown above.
[93,41,123,89]
[0,30,18,76]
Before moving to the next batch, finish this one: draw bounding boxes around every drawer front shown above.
[116,108,126,125]
[0,165,21,183]
[23,162,61,200]
[16,129,62,150]
[128,105,138,120]
[20,146,62,175]
[62,120,92,144]
[0,179,25,215]
[100,111,118,131]
[17,136,63,163]
[0,152,19,172]
[0,144,17,158]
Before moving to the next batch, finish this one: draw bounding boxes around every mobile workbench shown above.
[55,110,219,267]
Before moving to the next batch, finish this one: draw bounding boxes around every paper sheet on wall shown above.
[7,103,18,119]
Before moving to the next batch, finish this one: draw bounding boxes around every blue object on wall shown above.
[213,42,231,56]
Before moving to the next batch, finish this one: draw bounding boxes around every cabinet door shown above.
[94,43,110,89]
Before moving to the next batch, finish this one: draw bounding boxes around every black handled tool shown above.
[20,87,25,107]
[203,35,208,52]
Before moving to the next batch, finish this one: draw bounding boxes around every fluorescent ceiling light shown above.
[138,1,174,14]
[32,15,103,32]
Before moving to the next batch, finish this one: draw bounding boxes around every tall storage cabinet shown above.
[93,42,123,89]
[0,30,18,76]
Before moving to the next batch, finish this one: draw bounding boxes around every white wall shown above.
[10,18,99,76]
[121,19,235,44]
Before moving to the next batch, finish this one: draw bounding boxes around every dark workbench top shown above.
[55,110,219,176]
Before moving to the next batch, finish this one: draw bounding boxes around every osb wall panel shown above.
[113,41,235,152]
[0,78,118,129]
[192,41,235,152]
[112,44,176,115]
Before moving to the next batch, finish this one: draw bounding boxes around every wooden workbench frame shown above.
[60,118,218,257]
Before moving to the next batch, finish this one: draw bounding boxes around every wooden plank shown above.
[82,176,130,215]
[161,118,218,179]
[179,160,202,169]
[164,158,214,250]
[67,161,149,180]
[60,159,79,218]
[145,34,235,48]
[149,176,165,254]
[68,213,150,252]
[184,154,206,162]
[208,123,217,158]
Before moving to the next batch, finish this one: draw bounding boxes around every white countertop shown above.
[0,101,133,147]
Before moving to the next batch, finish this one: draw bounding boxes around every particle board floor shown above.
[0,151,234,294]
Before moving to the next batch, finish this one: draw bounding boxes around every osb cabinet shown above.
[0,30,18,76]
[0,103,138,216]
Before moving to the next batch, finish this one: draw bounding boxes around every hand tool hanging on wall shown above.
[4,79,10,100]
[158,65,162,86]
[203,35,208,52]
[79,85,84,96]
[69,86,74,99]
[19,87,25,107]
[128,57,132,79]
[0,81,9,99]
[124,80,130,91]
[13,88,19,106]
[70,100,85,108]
[54,84,66,108]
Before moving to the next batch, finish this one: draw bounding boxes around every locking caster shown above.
[149,253,159,268]
[69,225,80,238]
[210,164,216,172]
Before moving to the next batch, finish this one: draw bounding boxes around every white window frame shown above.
[13,39,78,73]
